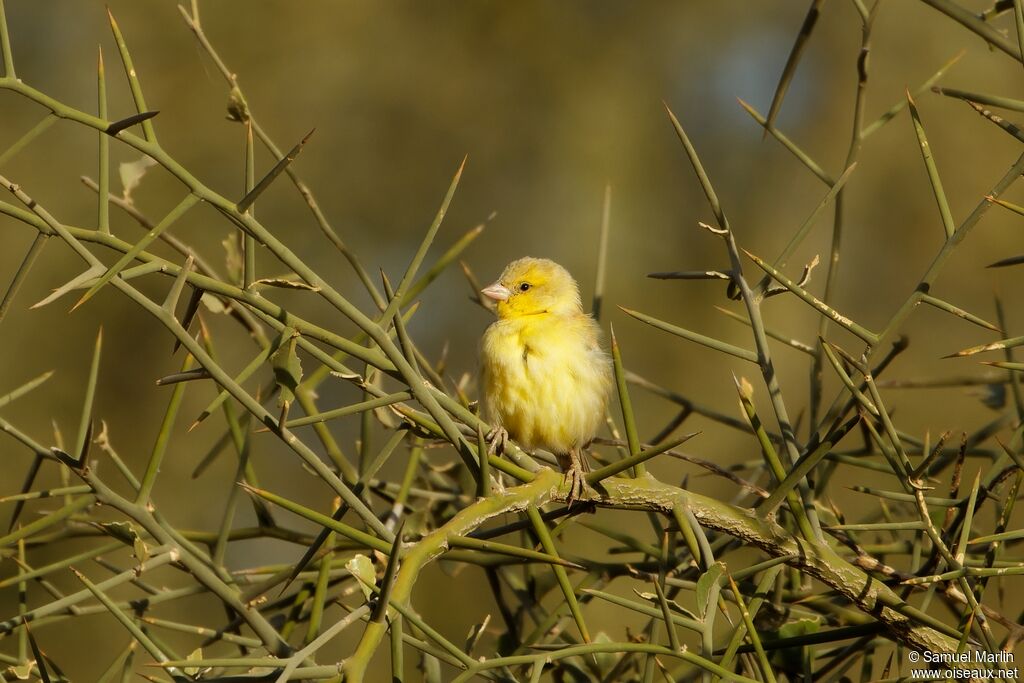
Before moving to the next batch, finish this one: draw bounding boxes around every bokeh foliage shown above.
[2,1,1024,681]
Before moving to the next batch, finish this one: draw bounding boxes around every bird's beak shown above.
[481,282,511,302]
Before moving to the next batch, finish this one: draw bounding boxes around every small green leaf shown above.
[777,616,821,639]
[199,292,228,314]
[226,85,250,122]
[271,329,302,425]
[633,589,699,621]
[9,661,33,680]
[250,276,319,291]
[94,520,140,546]
[696,561,726,619]
[133,535,149,564]
[591,631,616,676]
[183,648,203,677]
[346,554,376,602]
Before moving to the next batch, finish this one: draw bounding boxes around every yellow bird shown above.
[479,257,613,502]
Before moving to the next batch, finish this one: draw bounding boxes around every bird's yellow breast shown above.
[481,312,612,455]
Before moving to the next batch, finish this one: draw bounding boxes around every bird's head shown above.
[481,257,583,319]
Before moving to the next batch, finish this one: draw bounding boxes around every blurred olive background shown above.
[2,1,1023,678]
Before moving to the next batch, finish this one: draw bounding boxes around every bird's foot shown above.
[558,449,591,508]
[563,462,587,508]
[485,426,509,455]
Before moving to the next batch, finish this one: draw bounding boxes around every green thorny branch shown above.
[1,2,1024,682]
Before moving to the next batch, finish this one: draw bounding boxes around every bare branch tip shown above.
[68,293,90,314]
[697,221,728,235]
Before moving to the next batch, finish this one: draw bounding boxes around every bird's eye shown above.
[518,282,531,292]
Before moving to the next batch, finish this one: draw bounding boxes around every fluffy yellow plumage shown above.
[479,257,613,500]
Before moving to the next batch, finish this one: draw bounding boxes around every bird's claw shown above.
[556,450,591,508]
[563,462,587,508]
[486,426,509,456]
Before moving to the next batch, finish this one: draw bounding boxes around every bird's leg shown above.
[485,425,509,455]
[557,448,590,507]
